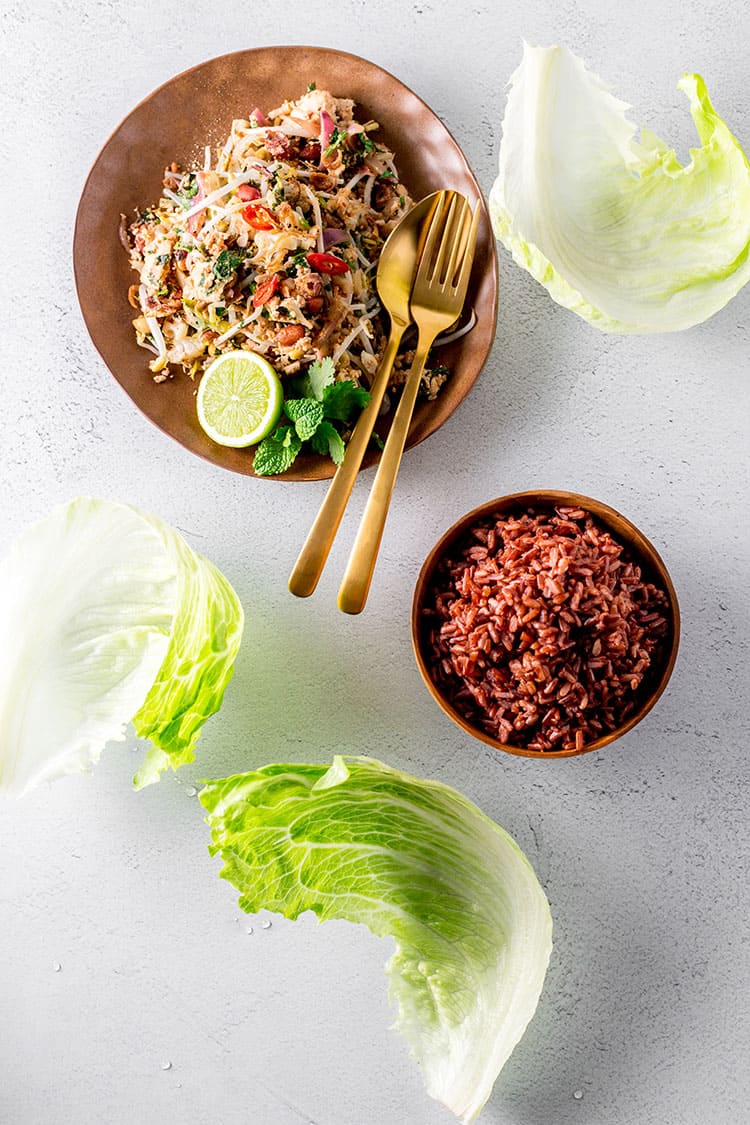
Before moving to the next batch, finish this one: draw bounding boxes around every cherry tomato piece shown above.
[306,252,350,275]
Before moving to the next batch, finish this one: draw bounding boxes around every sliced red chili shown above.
[237,183,261,202]
[241,202,277,230]
[252,274,280,308]
[306,252,350,275]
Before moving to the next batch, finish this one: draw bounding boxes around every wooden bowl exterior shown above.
[411,490,680,759]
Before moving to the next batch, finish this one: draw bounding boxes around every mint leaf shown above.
[311,421,346,466]
[322,380,371,422]
[302,357,336,400]
[253,426,303,476]
[284,398,325,441]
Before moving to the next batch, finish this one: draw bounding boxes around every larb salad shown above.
[123,85,453,470]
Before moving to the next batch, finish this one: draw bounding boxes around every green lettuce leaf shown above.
[200,755,552,1123]
[0,498,244,796]
[490,44,750,332]
[130,508,244,788]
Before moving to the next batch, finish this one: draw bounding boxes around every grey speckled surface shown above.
[1,1,749,1123]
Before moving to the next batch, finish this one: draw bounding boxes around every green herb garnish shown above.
[324,128,344,158]
[253,426,303,476]
[178,174,199,206]
[284,398,325,441]
[321,380,371,421]
[253,359,370,476]
[301,356,336,400]
[213,249,244,279]
[311,422,345,465]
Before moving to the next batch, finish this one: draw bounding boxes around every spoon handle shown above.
[288,322,406,598]
[337,328,434,615]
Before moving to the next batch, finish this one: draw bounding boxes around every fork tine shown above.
[440,197,472,288]
[430,193,464,284]
[451,201,480,296]
[419,190,453,277]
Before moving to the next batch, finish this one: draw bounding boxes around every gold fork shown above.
[338,191,480,614]
[288,194,442,599]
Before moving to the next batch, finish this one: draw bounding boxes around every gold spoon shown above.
[288,192,443,599]
[338,192,479,615]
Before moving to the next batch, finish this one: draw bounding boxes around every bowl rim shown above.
[72,45,499,482]
[411,489,681,759]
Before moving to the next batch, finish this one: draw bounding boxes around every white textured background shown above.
[2,1,749,1123]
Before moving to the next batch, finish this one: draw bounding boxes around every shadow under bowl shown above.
[411,489,680,759]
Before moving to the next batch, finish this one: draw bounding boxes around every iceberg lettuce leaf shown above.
[490,44,750,332]
[0,498,243,796]
[201,755,552,1123]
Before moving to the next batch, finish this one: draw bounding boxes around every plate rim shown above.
[73,45,499,482]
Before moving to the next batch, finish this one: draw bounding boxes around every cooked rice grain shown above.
[422,506,670,752]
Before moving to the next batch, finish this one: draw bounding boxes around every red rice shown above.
[421,506,670,752]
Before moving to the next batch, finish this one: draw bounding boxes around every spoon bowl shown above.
[376,192,442,334]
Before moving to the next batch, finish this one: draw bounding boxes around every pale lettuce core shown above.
[490,44,750,332]
[0,498,244,796]
[201,756,553,1123]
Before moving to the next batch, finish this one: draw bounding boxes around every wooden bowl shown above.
[411,490,680,759]
[73,46,498,481]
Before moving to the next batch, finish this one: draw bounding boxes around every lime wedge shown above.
[196,351,283,447]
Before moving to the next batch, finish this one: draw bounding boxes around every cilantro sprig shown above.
[253,358,370,476]
[300,355,336,399]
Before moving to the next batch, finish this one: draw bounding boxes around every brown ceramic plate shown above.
[73,46,498,481]
[412,490,680,759]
